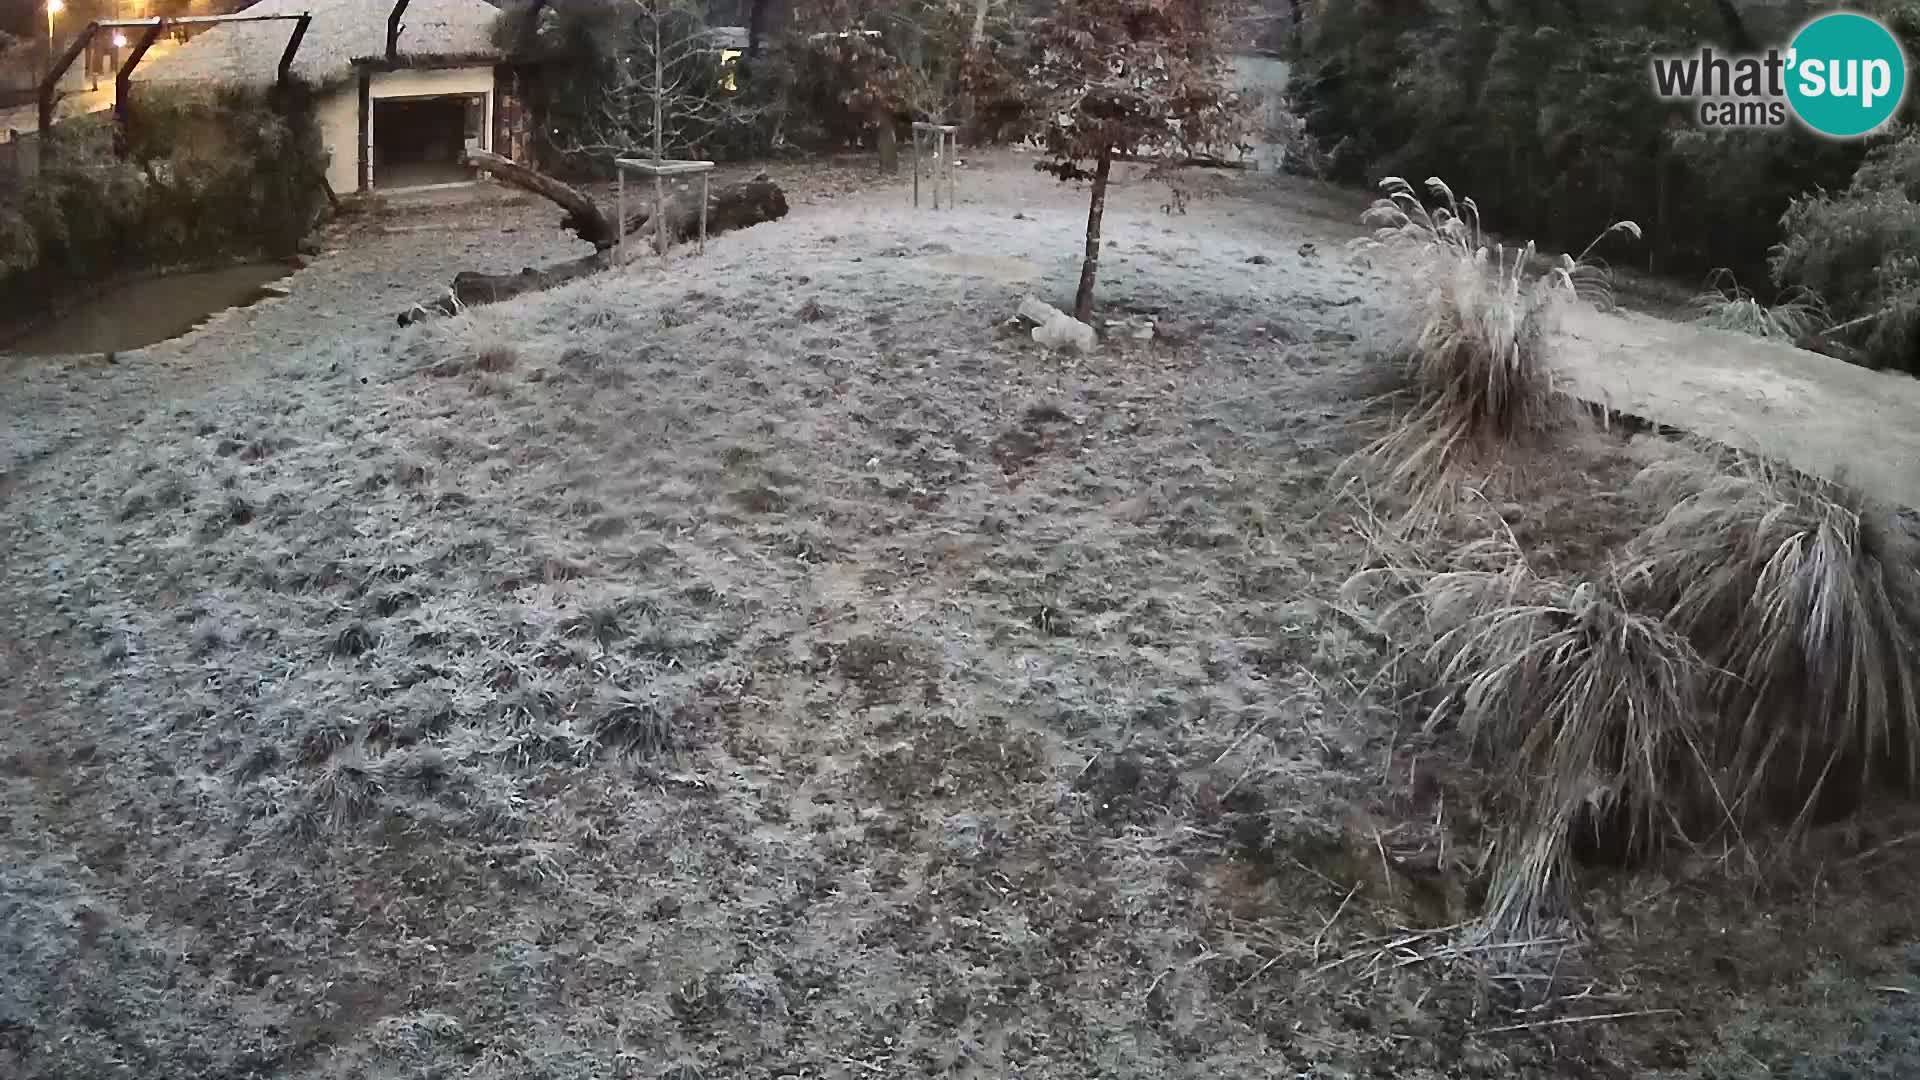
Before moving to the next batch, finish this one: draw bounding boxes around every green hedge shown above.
[0,84,328,325]
[1773,129,1920,372]
[1289,1,1908,287]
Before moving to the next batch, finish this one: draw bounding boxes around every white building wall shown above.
[314,65,496,193]
[316,83,359,194]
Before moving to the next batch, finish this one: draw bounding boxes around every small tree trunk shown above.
[874,106,898,174]
[748,0,770,56]
[1073,148,1113,323]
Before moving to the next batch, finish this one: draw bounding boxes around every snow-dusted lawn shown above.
[1,153,1912,1079]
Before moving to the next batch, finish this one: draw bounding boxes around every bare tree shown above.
[793,0,1003,173]
[526,0,764,164]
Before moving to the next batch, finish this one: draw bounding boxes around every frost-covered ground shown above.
[2,154,1917,1080]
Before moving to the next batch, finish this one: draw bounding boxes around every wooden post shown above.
[113,20,166,158]
[912,124,920,208]
[616,166,625,262]
[386,0,410,61]
[37,21,96,138]
[278,14,311,86]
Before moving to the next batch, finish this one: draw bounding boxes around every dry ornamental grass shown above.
[1353,176,1639,520]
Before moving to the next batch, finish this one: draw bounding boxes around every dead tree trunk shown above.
[640,178,788,247]
[464,148,619,249]
[398,174,790,325]
[1073,147,1113,322]
[399,253,609,325]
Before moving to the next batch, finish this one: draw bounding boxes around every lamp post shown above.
[45,0,65,85]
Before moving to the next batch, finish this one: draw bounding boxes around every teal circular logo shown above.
[1786,13,1907,137]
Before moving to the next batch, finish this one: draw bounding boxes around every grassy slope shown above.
[1,158,1916,1078]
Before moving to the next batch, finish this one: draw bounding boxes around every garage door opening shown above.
[372,95,483,190]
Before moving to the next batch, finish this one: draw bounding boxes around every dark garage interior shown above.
[372,96,479,190]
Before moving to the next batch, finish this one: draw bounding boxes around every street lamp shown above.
[109,30,129,88]
[45,0,65,84]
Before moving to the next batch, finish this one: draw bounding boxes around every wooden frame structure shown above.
[37,12,313,156]
[616,158,716,260]
[911,122,957,210]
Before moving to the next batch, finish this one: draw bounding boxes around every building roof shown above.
[136,0,503,89]
[706,25,751,51]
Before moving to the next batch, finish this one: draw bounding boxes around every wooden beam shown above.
[94,15,310,28]
[388,0,412,62]
[114,19,168,158]
[279,14,313,85]
[37,21,98,137]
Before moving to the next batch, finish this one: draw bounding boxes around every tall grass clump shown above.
[1357,176,1639,516]
[1369,551,1712,942]
[1621,458,1920,831]
[1690,268,1829,342]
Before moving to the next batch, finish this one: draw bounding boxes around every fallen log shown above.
[465,149,619,249]
[461,150,789,250]
[399,252,608,326]
[632,176,789,251]
[396,172,790,325]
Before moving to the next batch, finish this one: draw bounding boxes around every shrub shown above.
[1691,269,1829,343]
[0,202,36,278]
[1772,129,1920,373]
[1356,176,1637,515]
[1359,454,1920,942]
[1291,2,1869,287]
[1620,459,1920,830]
[1393,561,1709,941]
[0,85,325,324]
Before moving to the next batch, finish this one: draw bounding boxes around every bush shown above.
[0,85,325,324]
[1355,176,1636,516]
[1291,1,1870,287]
[1360,456,1920,942]
[1773,129,1920,373]
[1400,562,1708,941]
[1691,269,1830,343]
[1621,459,1920,828]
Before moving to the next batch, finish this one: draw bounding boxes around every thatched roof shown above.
[135,0,504,90]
